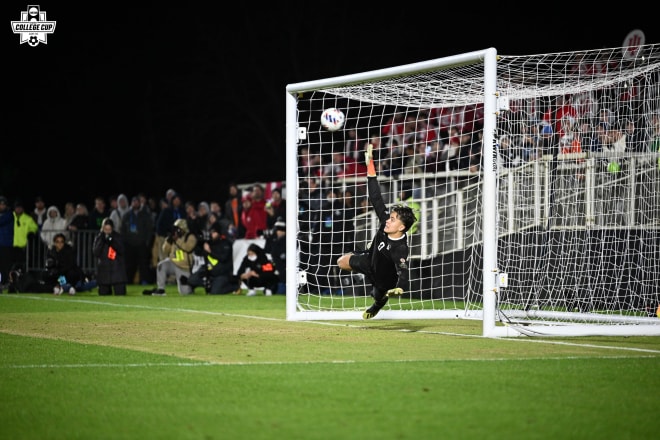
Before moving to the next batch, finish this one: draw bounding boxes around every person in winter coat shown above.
[40,205,69,248]
[187,221,238,295]
[235,243,279,296]
[45,233,86,295]
[93,217,127,295]
[143,218,197,296]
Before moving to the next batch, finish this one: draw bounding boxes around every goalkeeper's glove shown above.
[386,287,404,296]
[365,143,373,166]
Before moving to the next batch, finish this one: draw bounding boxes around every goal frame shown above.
[284,47,660,337]
[285,48,500,332]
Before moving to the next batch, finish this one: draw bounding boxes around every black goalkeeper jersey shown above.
[366,176,410,291]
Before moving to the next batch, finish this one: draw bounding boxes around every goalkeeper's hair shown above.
[391,204,417,233]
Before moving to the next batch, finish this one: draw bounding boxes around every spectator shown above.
[89,196,110,231]
[165,188,177,204]
[109,193,130,232]
[193,201,211,243]
[537,121,557,156]
[498,134,522,168]
[184,200,206,273]
[154,192,185,262]
[0,196,13,290]
[238,194,252,239]
[468,131,483,173]
[12,199,39,271]
[241,184,268,239]
[312,186,345,294]
[121,196,154,285]
[62,202,76,227]
[602,125,626,154]
[107,195,118,219]
[265,187,286,229]
[40,205,69,248]
[188,221,238,295]
[45,233,94,295]
[142,194,158,224]
[93,217,127,296]
[184,200,201,238]
[209,201,227,240]
[249,184,269,236]
[621,118,647,153]
[32,196,47,229]
[235,243,279,296]
[577,120,597,153]
[263,219,286,293]
[423,139,449,173]
[328,148,368,178]
[143,218,197,296]
[67,203,90,233]
[224,183,242,234]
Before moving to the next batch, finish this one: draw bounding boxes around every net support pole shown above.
[481,48,499,337]
[285,91,299,320]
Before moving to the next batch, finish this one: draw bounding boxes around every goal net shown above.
[284,44,660,337]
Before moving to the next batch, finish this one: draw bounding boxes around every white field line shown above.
[2,295,660,369]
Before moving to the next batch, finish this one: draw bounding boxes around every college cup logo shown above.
[11,5,56,47]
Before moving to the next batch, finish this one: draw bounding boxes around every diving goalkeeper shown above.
[336,144,417,319]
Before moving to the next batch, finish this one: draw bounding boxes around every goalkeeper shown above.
[337,144,417,319]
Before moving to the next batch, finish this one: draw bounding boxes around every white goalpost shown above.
[285,44,660,337]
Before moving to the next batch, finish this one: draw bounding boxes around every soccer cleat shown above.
[265,289,273,296]
[362,304,380,320]
[246,289,256,296]
[151,289,166,296]
[68,287,76,295]
[53,286,62,295]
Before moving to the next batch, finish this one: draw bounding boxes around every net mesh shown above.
[291,44,660,330]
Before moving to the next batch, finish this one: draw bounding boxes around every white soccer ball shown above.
[320,108,345,132]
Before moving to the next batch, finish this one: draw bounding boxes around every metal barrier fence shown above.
[25,230,99,274]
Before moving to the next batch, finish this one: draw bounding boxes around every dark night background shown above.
[4,2,656,210]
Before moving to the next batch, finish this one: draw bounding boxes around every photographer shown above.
[92,218,128,296]
[143,219,197,296]
[187,222,238,294]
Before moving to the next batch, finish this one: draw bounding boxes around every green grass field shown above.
[1,286,659,440]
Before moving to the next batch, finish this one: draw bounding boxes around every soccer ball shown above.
[320,108,345,132]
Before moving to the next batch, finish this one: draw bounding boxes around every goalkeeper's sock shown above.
[365,143,376,176]
[367,160,376,176]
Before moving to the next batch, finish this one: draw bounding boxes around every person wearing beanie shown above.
[143,218,197,296]
[187,222,238,295]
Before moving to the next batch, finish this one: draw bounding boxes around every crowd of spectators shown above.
[3,93,659,295]
[0,182,286,294]
[301,92,660,190]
